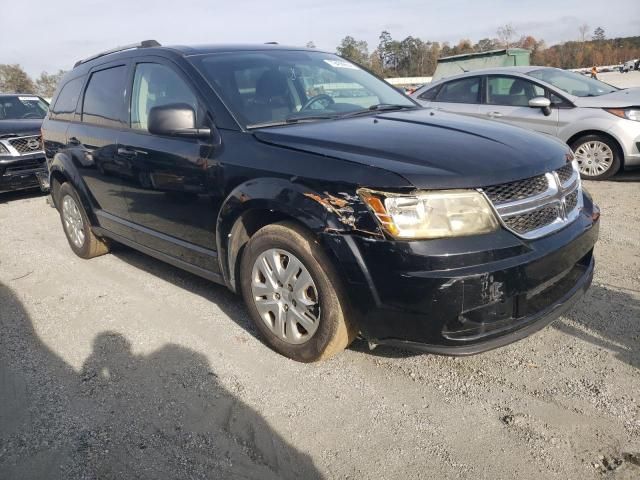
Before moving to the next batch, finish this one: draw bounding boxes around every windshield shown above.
[190,50,416,128]
[528,68,618,97]
[0,95,48,120]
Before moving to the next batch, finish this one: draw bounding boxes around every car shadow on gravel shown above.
[0,189,46,204]
[0,282,323,479]
[554,284,640,369]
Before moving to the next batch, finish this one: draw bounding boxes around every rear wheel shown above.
[571,134,621,180]
[240,221,355,362]
[58,182,110,259]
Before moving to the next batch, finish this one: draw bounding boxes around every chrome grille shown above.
[556,163,574,185]
[8,135,43,154]
[483,175,548,204]
[481,163,582,239]
[503,205,560,234]
[565,189,578,213]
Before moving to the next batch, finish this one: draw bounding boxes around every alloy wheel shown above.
[250,248,321,345]
[62,195,86,248]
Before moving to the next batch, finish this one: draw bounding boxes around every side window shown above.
[435,77,481,104]
[487,76,545,106]
[82,66,127,127]
[130,63,198,131]
[418,84,441,101]
[50,77,84,121]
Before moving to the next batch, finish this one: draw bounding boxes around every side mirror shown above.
[528,96,552,116]
[148,104,211,138]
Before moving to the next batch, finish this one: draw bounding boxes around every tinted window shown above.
[82,66,127,127]
[418,84,441,101]
[487,76,545,106]
[130,63,198,131]
[51,77,84,121]
[435,77,481,103]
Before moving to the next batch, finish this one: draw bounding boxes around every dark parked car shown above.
[0,94,49,193]
[41,41,599,362]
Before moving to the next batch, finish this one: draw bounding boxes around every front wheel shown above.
[240,222,355,362]
[571,134,621,180]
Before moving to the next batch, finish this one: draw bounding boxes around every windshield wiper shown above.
[338,103,417,118]
[247,114,338,129]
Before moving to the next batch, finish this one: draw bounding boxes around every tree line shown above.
[335,25,640,77]
[2,25,639,95]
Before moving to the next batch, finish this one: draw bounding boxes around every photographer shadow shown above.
[0,282,322,479]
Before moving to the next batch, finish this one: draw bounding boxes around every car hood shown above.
[253,109,570,189]
[572,87,640,107]
[0,119,43,137]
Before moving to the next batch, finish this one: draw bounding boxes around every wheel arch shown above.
[48,152,98,224]
[216,177,361,292]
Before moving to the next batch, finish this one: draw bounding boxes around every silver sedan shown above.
[411,66,640,180]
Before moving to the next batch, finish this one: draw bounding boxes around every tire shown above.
[58,182,110,259]
[570,134,621,180]
[240,221,356,362]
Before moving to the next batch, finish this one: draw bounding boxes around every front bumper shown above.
[0,153,48,193]
[607,118,640,167]
[322,192,599,354]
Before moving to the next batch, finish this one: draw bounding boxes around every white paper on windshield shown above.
[18,96,39,102]
[323,59,360,70]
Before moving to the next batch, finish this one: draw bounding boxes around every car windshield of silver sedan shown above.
[528,68,618,97]
[190,50,417,128]
[0,95,48,120]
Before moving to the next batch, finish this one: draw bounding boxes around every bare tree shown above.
[0,64,35,93]
[497,23,517,48]
[578,24,590,42]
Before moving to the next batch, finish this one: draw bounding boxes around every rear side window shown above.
[435,77,481,104]
[418,84,441,101]
[82,66,127,127]
[50,77,84,121]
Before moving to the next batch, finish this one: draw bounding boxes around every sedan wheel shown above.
[574,140,613,177]
[250,248,321,345]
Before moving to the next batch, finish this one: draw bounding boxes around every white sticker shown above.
[323,59,360,70]
[18,96,39,102]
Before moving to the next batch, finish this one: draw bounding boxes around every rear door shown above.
[428,76,482,118]
[117,58,221,271]
[65,61,135,238]
[477,75,559,135]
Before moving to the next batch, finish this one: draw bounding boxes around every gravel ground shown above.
[1,172,639,479]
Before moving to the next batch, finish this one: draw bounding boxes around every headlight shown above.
[0,142,8,154]
[359,189,499,239]
[604,108,640,121]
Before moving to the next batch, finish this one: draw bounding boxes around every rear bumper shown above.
[0,154,48,193]
[321,192,599,354]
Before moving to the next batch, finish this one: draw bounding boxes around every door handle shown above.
[117,147,137,156]
[68,136,81,146]
[487,111,503,118]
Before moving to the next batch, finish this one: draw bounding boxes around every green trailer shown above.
[433,48,530,81]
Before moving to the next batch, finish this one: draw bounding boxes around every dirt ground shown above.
[0,170,639,479]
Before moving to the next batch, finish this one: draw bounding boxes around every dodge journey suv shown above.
[41,41,599,362]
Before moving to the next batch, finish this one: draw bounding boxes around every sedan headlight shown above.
[359,189,499,239]
[0,142,8,154]
[604,108,640,122]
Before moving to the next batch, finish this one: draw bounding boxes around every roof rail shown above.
[74,40,161,68]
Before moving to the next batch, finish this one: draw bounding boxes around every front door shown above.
[477,75,559,136]
[118,60,222,272]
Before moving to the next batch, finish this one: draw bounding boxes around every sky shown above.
[1,0,638,77]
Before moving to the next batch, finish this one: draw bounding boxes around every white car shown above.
[412,66,640,179]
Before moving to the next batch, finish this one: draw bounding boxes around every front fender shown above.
[216,177,381,290]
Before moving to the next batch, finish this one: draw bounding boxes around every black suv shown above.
[0,94,49,193]
[41,41,599,362]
